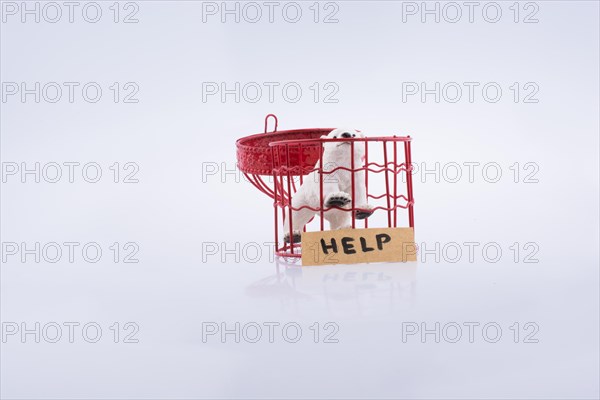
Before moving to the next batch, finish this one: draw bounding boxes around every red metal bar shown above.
[274,145,288,251]
[319,143,324,231]
[298,143,306,234]
[290,171,298,195]
[364,140,369,229]
[404,139,414,228]
[350,141,356,229]
[279,171,286,231]
[298,143,304,185]
[382,141,392,227]
[264,114,278,133]
[393,139,398,228]
[272,147,279,256]
[286,144,295,254]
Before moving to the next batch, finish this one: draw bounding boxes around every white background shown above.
[1,1,599,399]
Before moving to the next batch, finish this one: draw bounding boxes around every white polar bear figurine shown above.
[283,128,374,243]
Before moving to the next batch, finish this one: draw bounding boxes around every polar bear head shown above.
[321,128,366,162]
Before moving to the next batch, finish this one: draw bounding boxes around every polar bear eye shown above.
[333,135,337,138]
[352,134,356,137]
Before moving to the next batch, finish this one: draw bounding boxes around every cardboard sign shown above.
[301,227,416,266]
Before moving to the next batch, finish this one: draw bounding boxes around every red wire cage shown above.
[236,114,414,258]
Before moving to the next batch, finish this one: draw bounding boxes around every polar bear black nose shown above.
[341,132,352,138]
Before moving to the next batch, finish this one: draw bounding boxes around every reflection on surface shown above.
[247,259,418,317]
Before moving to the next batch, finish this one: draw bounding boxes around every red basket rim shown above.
[236,128,333,175]
[235,127,334,147]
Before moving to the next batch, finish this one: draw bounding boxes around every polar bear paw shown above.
[283,230,302,244]
[355,204,374,220]
[325,192,352,208]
